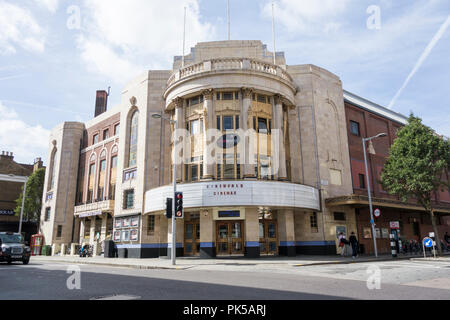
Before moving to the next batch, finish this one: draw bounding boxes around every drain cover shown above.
[91,294,141,300]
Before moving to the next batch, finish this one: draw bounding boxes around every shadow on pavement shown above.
[0,264,352,300]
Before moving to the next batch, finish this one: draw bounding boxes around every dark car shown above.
[0,232,31,265]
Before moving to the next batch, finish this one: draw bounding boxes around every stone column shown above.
[278,209,296,256]
[174,97,184,183]
[274,95,287,180]
[79,218,85,245]
[158,215,168,257]
[245,208,260,258]
[89,217,95,245]
[72,217,80,245]
[100,214,108,256]
[200,209,216,258]
[202,89,214,179]
[242,87,256,179]
[167,218,184,258]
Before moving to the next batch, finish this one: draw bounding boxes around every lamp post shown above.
[362,133,387,258]
[152,113,178,265]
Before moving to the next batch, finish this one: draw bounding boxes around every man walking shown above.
[349,232,359,259]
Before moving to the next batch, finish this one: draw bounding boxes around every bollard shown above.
[390,233,397,258]
[71,243,77,256]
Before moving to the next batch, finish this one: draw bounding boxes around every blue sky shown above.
[0,0,449,165]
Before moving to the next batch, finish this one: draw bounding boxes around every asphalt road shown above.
[0,259,449,300]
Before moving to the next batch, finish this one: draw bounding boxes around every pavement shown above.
[30,252,450,271]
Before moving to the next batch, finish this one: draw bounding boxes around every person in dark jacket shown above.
[349,232,359,259]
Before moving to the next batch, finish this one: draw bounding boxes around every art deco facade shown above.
[40,40,450,258]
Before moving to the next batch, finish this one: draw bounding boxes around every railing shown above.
[167,58,293,87]
[74,200,115,215]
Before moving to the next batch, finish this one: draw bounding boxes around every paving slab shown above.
[29,253,449,271]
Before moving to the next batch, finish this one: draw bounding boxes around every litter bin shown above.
[359,244,365,255]
[41,245,52,256]
[104,240,115,258]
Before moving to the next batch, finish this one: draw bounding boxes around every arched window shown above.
[128,111,139,168]
[48,148,57,191]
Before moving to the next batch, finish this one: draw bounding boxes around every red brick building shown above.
[326,91,450,255]
[0,152,45,242]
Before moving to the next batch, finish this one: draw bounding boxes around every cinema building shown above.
[40,40,449,258]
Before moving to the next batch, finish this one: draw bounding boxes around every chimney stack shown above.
[94,90,108,117]
[0,151,14,160]
[33,157,43,172]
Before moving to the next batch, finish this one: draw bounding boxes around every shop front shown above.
[144,180,321,259]
[326,195,450,255]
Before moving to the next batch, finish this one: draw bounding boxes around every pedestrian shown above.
[445,232,450,244]
[349,232,359,259]
[338,232,347,256]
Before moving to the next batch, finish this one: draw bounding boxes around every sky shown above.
[0,0,449,165]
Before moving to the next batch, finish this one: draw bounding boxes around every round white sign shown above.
[374,209,381,218]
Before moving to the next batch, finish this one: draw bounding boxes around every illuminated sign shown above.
[218,211,241,218]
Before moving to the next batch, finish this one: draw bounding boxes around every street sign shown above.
[423,237,433,248]
[429,232,435,238]
[374,209,381,218]
[390,221,400,229]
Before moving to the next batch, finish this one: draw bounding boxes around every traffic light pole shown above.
[171,123,177,266]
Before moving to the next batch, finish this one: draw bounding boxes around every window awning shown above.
[325,194,450,215]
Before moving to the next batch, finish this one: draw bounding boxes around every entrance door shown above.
[184,222,200,256]
[259,220,278,255]
[216,221,244,255]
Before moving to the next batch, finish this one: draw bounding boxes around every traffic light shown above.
[165,198,173,219]
[175,192,183,219]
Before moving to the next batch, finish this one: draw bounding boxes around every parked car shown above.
[0,232,31,265]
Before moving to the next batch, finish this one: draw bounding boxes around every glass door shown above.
[231,222,244,254]
[184,222,200,256]
[216,221,244,255]
[216,222,230,255]
[259,220,278,255]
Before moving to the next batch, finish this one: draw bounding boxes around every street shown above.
[0,258,449,300]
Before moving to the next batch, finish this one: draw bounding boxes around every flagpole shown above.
[272,1,276,65]
[182,6,186,68]
[227,0,230,40]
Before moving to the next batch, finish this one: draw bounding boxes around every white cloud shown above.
[270,0,447,70]
[263,0,352,33]
[35,0,60,13]
[76,35,142,83]
[0,101,50,163]
[77,0,215,82]
[0,1,45,55]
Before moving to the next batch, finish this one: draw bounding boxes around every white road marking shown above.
[91,294,141,300]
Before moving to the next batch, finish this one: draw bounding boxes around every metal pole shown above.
[227,0,230,40]
[363,138,378,257]
[18,178,28,235]
[172,120,177,265]
[271,1,276,65]
[182,7,186,68]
